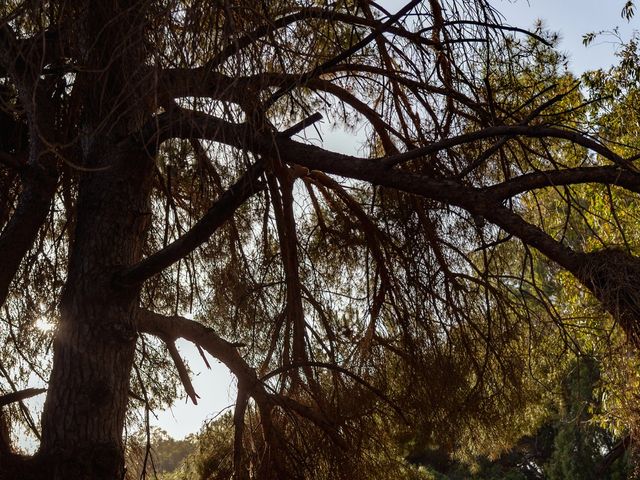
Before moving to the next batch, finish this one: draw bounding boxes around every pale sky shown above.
[150,340,235,439]
[491,0,637,73]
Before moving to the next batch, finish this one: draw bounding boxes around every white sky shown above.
[155,0,640,440]
[150,340,235,439]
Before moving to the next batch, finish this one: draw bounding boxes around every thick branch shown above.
[483,166,640,200]
[147,110,635,184]
[117,161,265,286]
[137,310,259,389]
[140,111,640,281]
[270,137,582,271]
[0,160,58,308]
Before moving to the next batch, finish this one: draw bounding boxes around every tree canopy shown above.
[1,0,640,479]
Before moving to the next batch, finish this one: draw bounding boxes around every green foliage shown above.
[152,428,197,474]
[545,358,627,480]
[401,357,630,480]
[125,427,196,479]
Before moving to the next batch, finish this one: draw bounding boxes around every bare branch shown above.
[0,388,46,407]
[163,340,199,405]
[137,310,259,389]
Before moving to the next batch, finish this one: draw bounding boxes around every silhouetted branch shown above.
[0,388,46,407]
[164,340,200,405]
[116,161,265,286]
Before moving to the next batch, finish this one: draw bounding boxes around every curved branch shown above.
[383,125,635,170]
[483,166,640,200]
[137,310,349,448]
[137,310,260,389]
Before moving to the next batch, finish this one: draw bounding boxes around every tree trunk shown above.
[20,2,154,475]
[34,143,153,479]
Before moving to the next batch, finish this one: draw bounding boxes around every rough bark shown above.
[32,145,154,479]
[24,2,154,476]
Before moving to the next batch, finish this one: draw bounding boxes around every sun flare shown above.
[34,317,55,333]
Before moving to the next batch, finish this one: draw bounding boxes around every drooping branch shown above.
[136,310,349,452]
[307,170,391,330]
[0,95,58,309]
[163,339,200,405]
[261,361,407,423]
[137,310,260,389]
